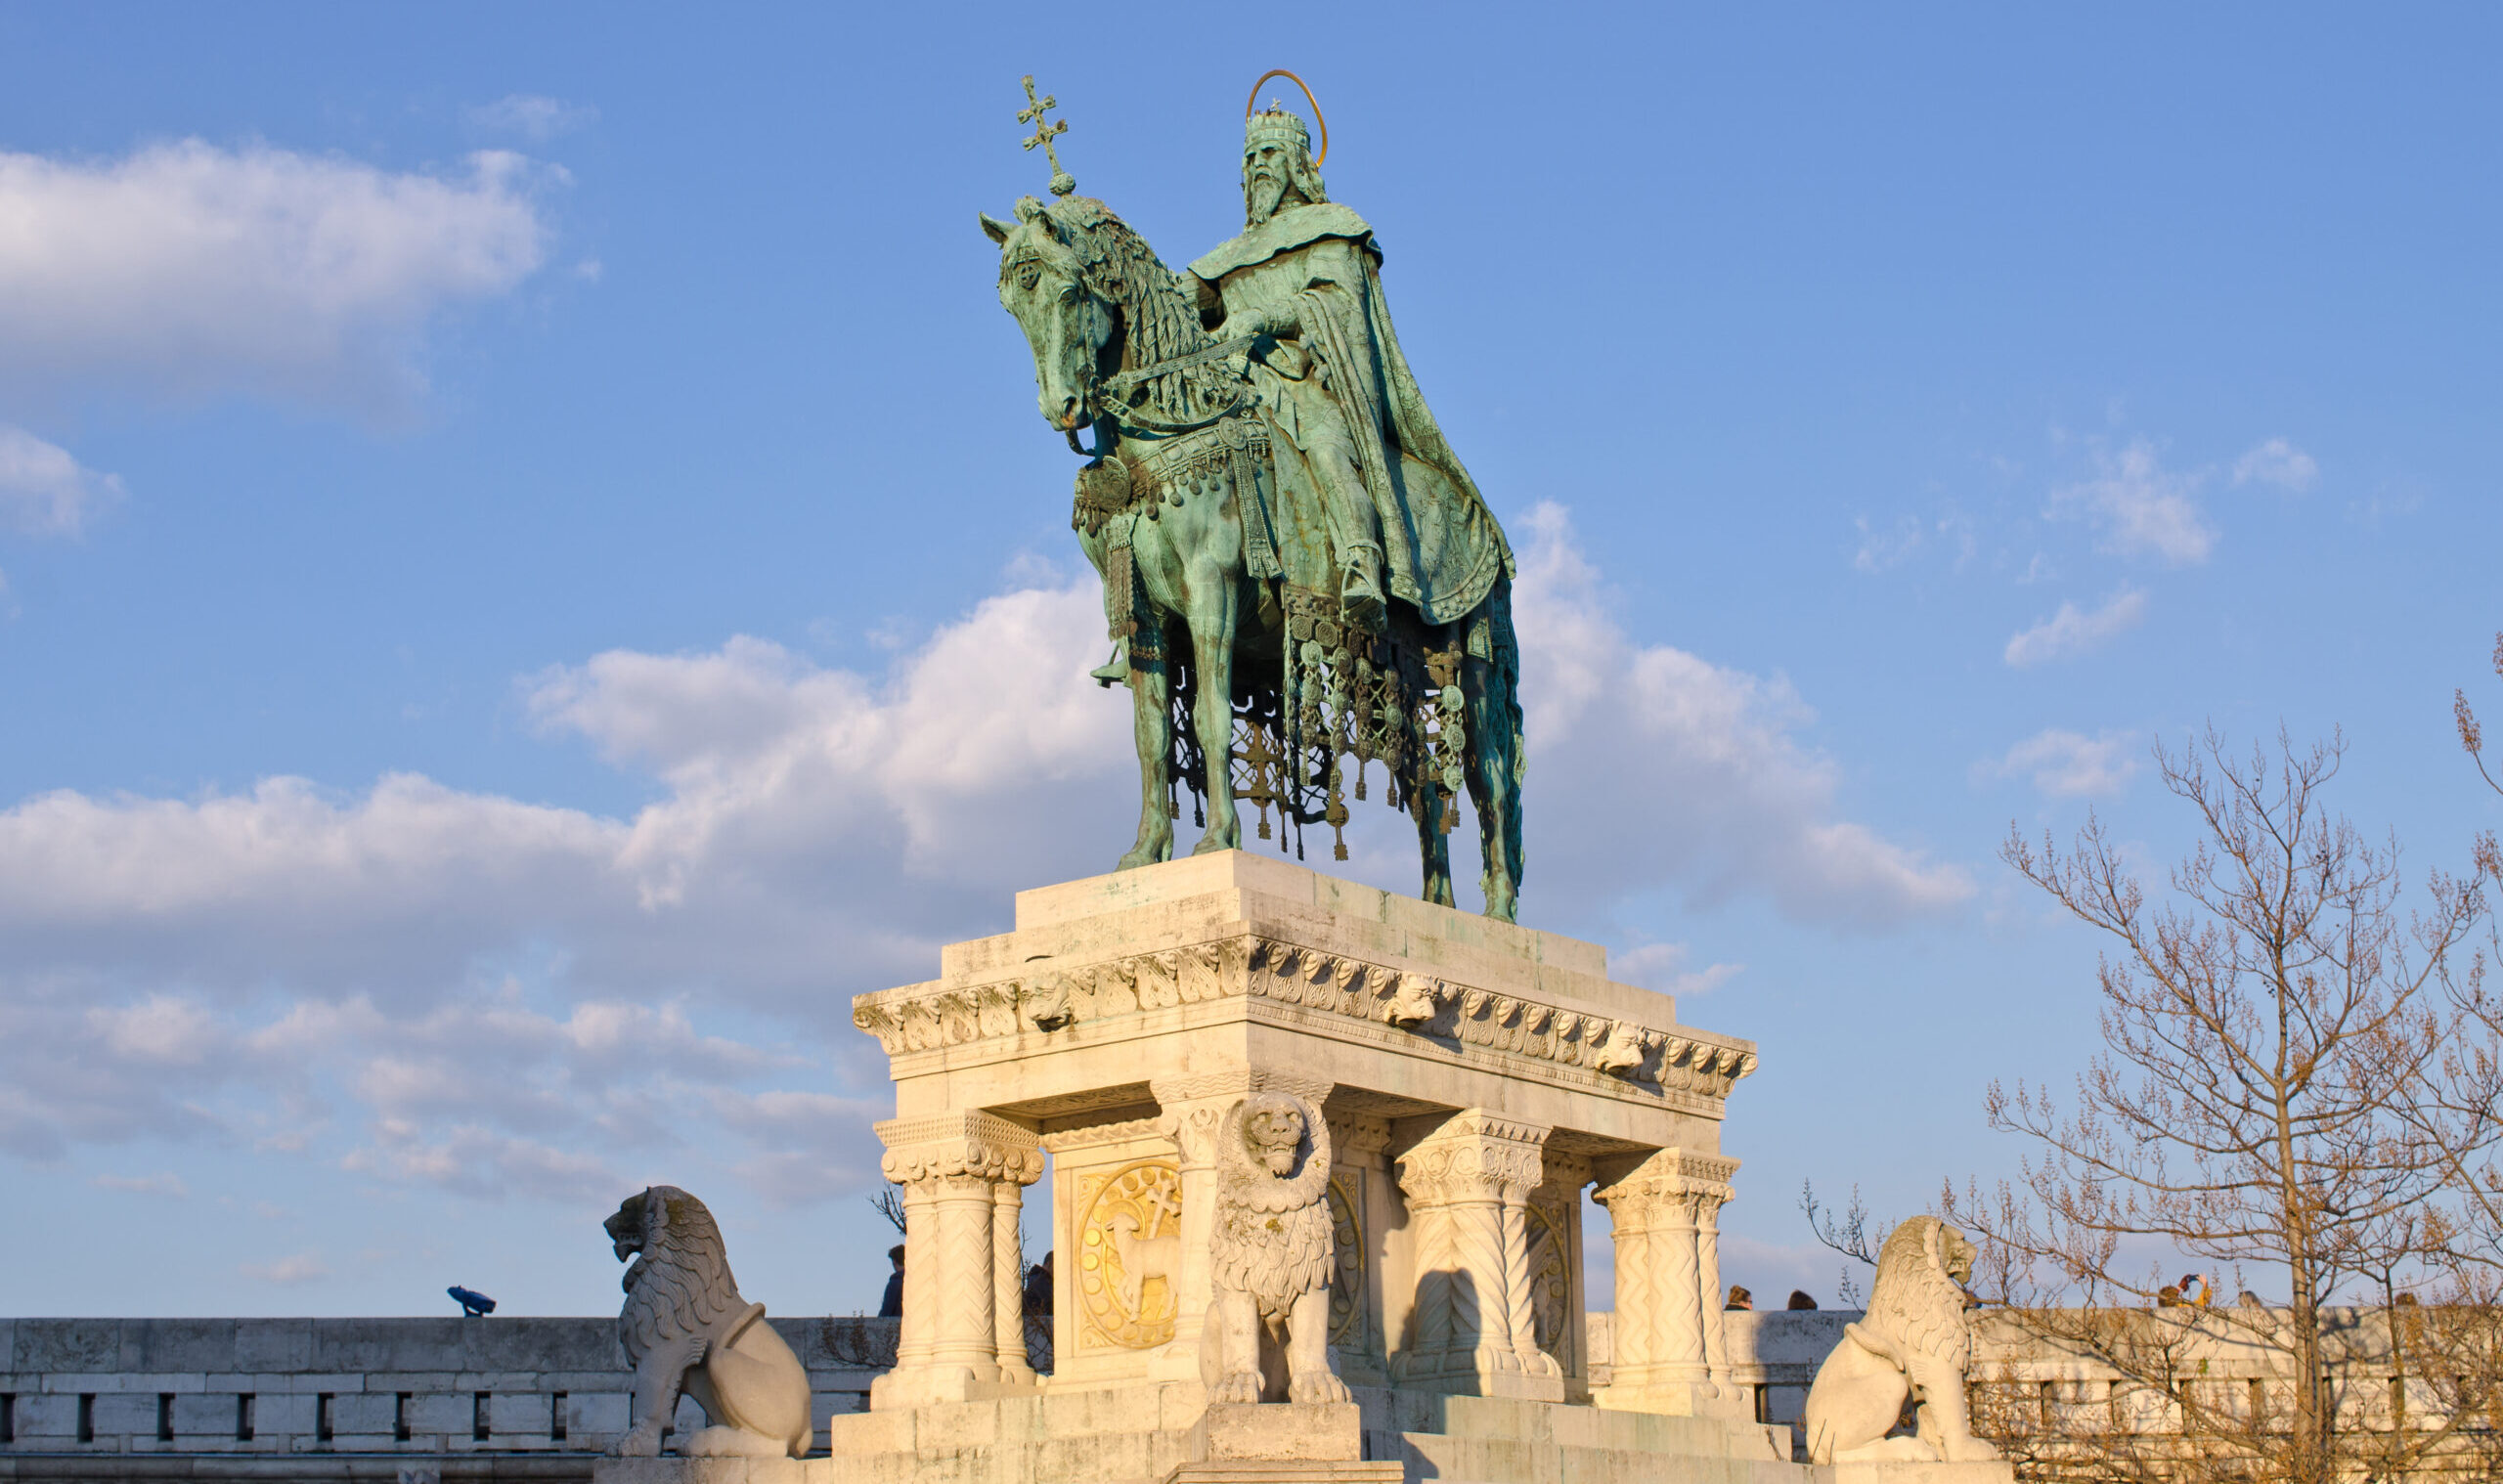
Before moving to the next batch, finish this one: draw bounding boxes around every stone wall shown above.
[0,1308,2455,1467]
[0,1317,904,1465]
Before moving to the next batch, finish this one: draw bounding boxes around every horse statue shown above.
[980,188,1525,920]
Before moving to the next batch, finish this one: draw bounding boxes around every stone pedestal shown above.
[829,851,1777,1483]
[1161,1402,1401,1482]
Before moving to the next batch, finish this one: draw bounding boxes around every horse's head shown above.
[982,196,1117,434]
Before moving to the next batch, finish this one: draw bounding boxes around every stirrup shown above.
[1090,646,1132,687]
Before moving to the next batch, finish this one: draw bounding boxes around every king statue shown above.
[1188,96,1512,636]
[981,73,1526,918]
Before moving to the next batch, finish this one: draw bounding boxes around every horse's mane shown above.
[1045,196,1215,425]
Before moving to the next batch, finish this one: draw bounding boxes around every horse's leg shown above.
[1183,568,1242,854]
[1118,631,1175,870]
[1462,595,1524,923]
[1415,789,1455,907]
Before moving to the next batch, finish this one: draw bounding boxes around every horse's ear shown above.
[979,212,1013,246]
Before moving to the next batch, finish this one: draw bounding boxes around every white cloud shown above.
[241,1252,329,1286]
[0,576,1126,1186]
[0,141,552,410]
[1852,513,1923,573]
[93,1171,189,1198]
[2232,436,2318,492]
[1610,942,1742,997]
[1851,509,1975,575]
[1975,727,2139,798]
[2002,588,2148,669]
[0,508,1968,1198]
[0,425,119,536]
[1517,505,1973,927]
[2046,440,2216,565]
[466,95,598,142]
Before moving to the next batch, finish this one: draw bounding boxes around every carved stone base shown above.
[1394,1353,1568,1404]
[1163,1401,1402,1482]
[1828,1462,2017,1484]
[865,1364,1042,1409]
[795,1382,1807,1483]
[1593,1378,1744,1419]
[1161,1464,1403,1483]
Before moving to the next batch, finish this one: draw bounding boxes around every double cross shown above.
[1019,74,1075,196]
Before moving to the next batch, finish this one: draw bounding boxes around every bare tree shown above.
[1801,1180,1891,1308]
[1950,727,2489,1483]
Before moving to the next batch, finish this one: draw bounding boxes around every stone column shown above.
[1146,1072,1336,1382]
[1329,1113,1393,1381]
[1391,1110,1564,1402]
[1592,1147,1739,1418]
[1532,1154,1593,1391]
[992,1177,1032,1383]
[1697,1187,1734,1394]
[894,1178,940,1372]
[868,1110,1043,1408]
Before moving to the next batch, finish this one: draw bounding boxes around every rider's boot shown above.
[1339,545,1387,633]
[1090,644,1132,686]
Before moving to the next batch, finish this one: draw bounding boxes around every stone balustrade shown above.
[0,1316,909,1464]
[5,1308,2475,1474]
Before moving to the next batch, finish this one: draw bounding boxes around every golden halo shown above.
[1245,68,1327,167]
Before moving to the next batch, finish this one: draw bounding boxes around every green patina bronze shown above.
[982,78,1524,920]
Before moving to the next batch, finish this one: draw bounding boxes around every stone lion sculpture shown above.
[1803,1214,2002,1465]
[1201,1092,1349,1405]
[605,1185,812,1459]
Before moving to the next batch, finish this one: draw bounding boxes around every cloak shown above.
[1191,204,1513,626]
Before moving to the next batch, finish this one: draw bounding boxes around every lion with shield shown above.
[604,1185,812,1459]
[1200,1092,1350,1405]
[1803,1215,2002,1465]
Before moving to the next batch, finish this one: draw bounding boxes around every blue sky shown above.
[1,4,2496,1317]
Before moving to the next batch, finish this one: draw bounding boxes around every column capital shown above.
[1395,1110,1554,1205]
[875,1110,1044,1185]
[1327,1113,1393,1162]
[1591,1147,1737,1211]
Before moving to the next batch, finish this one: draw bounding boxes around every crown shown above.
[1246,106,1311,155]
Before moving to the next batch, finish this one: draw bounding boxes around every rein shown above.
[1102,334,1253,398]
[1080,334,1258,440]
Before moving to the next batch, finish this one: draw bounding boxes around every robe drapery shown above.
[1190,203,1513,627]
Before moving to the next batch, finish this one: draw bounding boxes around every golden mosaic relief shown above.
[1526,1196,1574,1364]
[1326,1172,1365,1348]
[1077,1159,1183,1350]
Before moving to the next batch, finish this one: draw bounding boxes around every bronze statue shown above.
[983,75,1524,920]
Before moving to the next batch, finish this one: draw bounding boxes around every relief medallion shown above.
[1076,1159,1183,1349]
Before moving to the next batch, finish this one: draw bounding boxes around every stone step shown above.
[1364,1393,1785,1460]
[1397,1431,1807,1484]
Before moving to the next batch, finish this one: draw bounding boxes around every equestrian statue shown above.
[982,72,1525,920]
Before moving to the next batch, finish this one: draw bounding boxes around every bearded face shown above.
[1244,1102,1306,1176]
[1243,140,1301,225]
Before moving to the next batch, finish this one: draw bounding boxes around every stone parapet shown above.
[0,1318,901,1462]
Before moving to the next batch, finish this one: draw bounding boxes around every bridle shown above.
[1063,332,1262,456]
